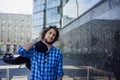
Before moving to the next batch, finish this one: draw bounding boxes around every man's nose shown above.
[49,34,53,38]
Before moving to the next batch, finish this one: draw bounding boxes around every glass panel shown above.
[46,8,60,24]
[47,0,60,9]
[33,26,43,39]
[34,4,44,13]
[46,22,60,28]
[33,12,43,26]
[63,0,101,18]
[34,0,44,6]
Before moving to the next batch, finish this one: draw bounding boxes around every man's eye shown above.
[53,34,54,36]
[49,32,52,34]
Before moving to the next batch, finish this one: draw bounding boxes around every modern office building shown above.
[32,0,70,39]
[0,13,32,53]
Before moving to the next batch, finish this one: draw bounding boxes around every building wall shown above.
[0,13,32,53]
[62,15,74,26]
[59,0,120,66]
[60,0,120,35]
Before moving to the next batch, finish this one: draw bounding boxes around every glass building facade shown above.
[32,0,101,39]
[33,0,63,39]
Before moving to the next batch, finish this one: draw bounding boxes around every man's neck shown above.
[43,41,51,51]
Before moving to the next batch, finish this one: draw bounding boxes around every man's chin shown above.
[45,40,54,45]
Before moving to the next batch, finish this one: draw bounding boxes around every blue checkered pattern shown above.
[18,45,64,80]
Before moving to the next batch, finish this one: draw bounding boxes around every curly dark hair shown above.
[41,25,59,43]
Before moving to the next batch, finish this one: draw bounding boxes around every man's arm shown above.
[21,37,42,51]
[57,51,64,80]
[22,41,36,51]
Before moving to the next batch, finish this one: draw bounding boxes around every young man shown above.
[18,26,64,80]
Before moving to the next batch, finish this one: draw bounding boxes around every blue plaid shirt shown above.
[18,45,63,80]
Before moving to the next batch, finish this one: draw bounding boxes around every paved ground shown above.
[0,55,116,80]
[0,55,81,80]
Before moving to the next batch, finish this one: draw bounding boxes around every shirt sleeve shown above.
[57,51,64,78]
[17,45,34,58]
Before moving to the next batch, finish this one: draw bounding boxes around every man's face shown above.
[44,29,56,45]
